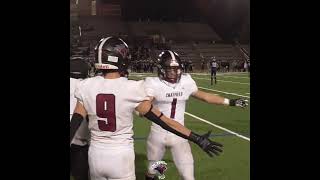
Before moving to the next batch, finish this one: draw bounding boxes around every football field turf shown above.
[71,72,250,180]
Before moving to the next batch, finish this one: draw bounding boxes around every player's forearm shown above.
[194,91,229,105]
[160,115,191,137]
[195,87,249,107]
[205,94,227,105]
[74,101,88,117]
[70,113,85,144]
[142,104,191,139]
[135,100,153,115]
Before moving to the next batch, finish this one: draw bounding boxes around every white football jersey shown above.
[75,76,150,147]
[70,78,90,146]
[144,74,198,133]
[244,62,248,68]
[211,62,217,68]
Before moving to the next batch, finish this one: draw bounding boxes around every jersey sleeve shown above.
[74,80,86,105]
[144,77,156,97]
[70,78,77,115]
[185,74,198,95]
[128,80,151,108]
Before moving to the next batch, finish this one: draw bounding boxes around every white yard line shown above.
[190,72,248,76]
[198,87,250,98]
[130,76,250,98]
[185,112,250,141]
[130,73,153,75]
[131,73,249,79]
[192,77,249,85]
[217,75,249,79]
[191,74,249,79]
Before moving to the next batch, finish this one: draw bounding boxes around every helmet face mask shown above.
[164,66,182,83]
[158,50,183,83]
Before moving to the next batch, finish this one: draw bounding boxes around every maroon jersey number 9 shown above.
[96,94,116,132]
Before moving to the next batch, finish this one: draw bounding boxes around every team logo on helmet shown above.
[114,44,129,59]
[150,161,168,179]
[94,37,130,71]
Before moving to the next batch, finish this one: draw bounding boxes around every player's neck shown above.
[104,72,121,79]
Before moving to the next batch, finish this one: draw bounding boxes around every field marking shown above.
[198,87,250,98]
[191,73,250,79]
[130,72,249,77]
[130,73,249,80]
[130,74,250,98]
[192,77,249,85]
[130,74,249,85]
[190,72,248,76]
[130,74,157,78]
[130,73,153,75]
[130,74,146,77]
[130,76,250,98]
[218,75,249,79]
[185,112,250,141]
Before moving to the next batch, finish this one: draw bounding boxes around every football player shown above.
[70,37,223,180]
[70,56,91,180]
[210,56,218,85]
[144,50,248,180]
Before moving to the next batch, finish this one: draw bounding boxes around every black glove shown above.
[230,98,249,108]
[189,131,223,157]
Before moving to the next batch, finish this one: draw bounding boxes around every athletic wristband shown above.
[223,98,230,105]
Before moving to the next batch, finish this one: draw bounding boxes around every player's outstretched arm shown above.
[192,90,249,108]
[135,100,223,157]
[70,101,87,144]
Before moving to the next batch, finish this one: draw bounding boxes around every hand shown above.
[189,131,223,157]
[230,98,249,108]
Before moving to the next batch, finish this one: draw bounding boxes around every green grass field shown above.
[71,72,250,180]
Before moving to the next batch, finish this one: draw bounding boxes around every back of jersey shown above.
[75,76,149,147]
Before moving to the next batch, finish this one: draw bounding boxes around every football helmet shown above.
[94,37,130,73]
[157,50,183,83]
[70,56,90,79]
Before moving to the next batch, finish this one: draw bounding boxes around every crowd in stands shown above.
[70,27,249,74]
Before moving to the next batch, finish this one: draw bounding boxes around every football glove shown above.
[230,98,249,108]
[189,131,223,157]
